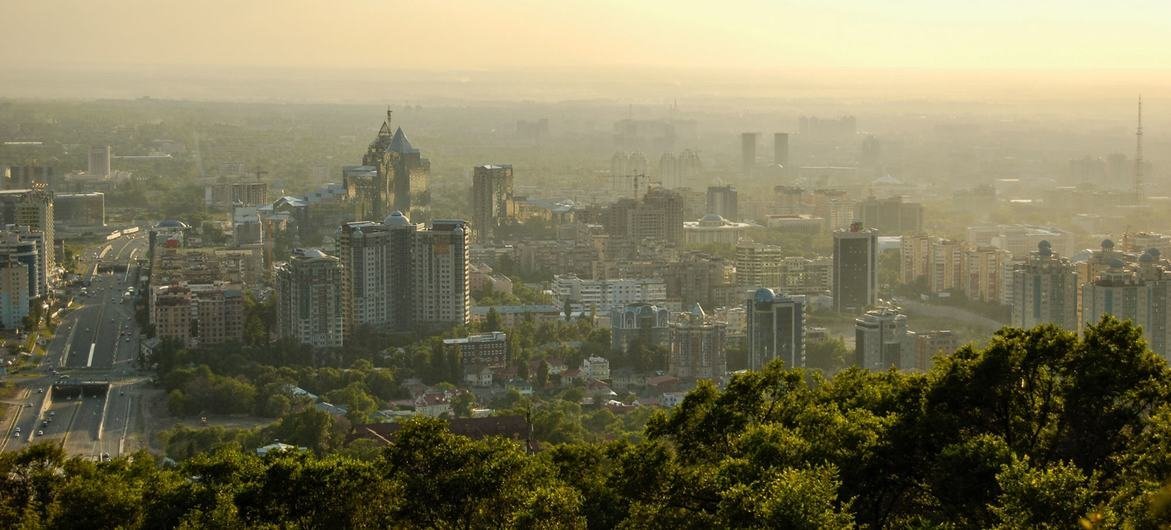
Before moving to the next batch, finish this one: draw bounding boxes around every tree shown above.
[484,307,503,332]
[452,392,475,418]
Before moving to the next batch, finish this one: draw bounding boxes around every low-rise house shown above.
[581,356,611,381]
[464,365,494,387]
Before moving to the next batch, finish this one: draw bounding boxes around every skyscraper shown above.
[854,307,909,370]
[741,132,758,177]
[471,164,514,243]
[357,110,432,221]
[338,211,416,334]
[833,222,878,313]
[1010,241,1078,331]
[0,189,54,285]
[413,219,470,331]
[746,288,805,369]
[88,145,111,177]
[773,132,789,167]
[276,248,344,348]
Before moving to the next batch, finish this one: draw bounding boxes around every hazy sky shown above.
[3,0,1170,71]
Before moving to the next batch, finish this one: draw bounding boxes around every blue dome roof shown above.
[754,288,777,303]
[1102,238,1115,250]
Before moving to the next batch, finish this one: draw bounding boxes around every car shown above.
[11,432,17,438]
[36,430,42,436]
[37,387,43,393]
[125,337,130,342]
[15,426,21,432]
[48,411,55,417]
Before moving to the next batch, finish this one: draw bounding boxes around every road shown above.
[1,231,150,459]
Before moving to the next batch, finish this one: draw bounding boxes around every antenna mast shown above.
[1136,96,1144,203]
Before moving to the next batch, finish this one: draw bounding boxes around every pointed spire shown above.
[378,106,393,137]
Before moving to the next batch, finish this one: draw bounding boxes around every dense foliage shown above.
[8,317,1171,528]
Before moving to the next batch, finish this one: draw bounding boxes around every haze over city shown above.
[3,2,1171,528]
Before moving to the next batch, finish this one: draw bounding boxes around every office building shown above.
[741,132,758,177]
[610,303,670,353]
[471,164,515,243]
[833,222,878,313]
[53,192,105,227]
[413,220,470,331]
[1010,241,1078,330]
[746,288,805,370]
[668,304,727,380]
[6,165,55,189]
[276,248,345,349]
[855,196,922,235]
[443,331,509,369]
[88,145,111,177]
[854,308,909,370]
[706,185,738,220]
[967,224,1076,260]
[774,133,789,167]
[906,330,959,371]
[0,189,54,285]
[0,256,29,329]
[346,110,431,221]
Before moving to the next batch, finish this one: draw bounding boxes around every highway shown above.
[1,231,150,459]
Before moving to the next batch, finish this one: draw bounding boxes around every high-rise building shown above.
[706,185,738,219]
[351,110,431,221]
[276,248,344,349]
[746,288,805,370]
[1081,249,1171,357]
[855,196,922,235]
[963,246,1012,304]
[854,308,909,370]
[0,255,30,329]
[338,212,415,334]
[833,222,878,313]
[230,182,268,206]
[0,229,41,300]
[53,192,105,226]
[0,189,54,285]
[630,187,684,245]
[664,252,736,309]
[413,220,470,331]
[471,164,514,243]
[1010,241,1078,330]
[774,133,789,167]
[741,132,758,177]
[87,145,111,177]
[610,303,670,353]
[906,329,959,371]
[736,244,785,289]
[6,165,55,190]
[669,303,727,380]
[149,282,243,348]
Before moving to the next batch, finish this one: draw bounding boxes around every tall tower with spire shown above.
[1135,96,1145,204]
[360,108,432,221]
